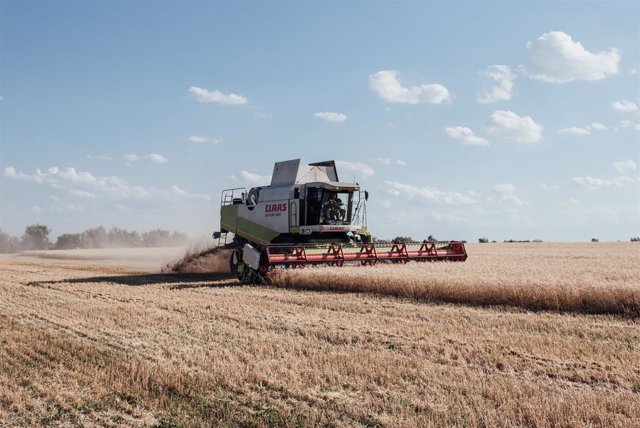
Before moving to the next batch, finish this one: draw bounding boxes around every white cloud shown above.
[144,154,168,164]
[523,31,620,83]
[240,170,271,184]
[570,176,622,189]
[558,122,608,135]
[123,153,168,164]
[558,127,590,135]
[253,111,272,119]
[477,65,515,104]
[313,112,348,123]
[335,161,375,178]
[618,120,640,130]
[374,158,406,167]
[540,183,560,190]
[69,189,97,199]
[385,181,476,205]
[493,183,524,206]
[86,155,113,161]
[3,166,210,202]
[612,160,637,173]
[188,135,223,144]
[445,126,490,146]
[486,110,543,143]
[612,100,639,112]
[188,86,248,105]
[429,212,469,222]
[368,70,451,104]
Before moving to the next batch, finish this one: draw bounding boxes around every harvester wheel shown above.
[237,261,264,284]
[229,250,239,274]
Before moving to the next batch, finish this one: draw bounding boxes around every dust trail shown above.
[163,245,233,274]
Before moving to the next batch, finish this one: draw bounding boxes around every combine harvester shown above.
[213,159,467,283]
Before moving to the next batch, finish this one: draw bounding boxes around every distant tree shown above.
[55,233,83,250]
[21,224,51,250]
[108,227,142,247]
[82,226,107,248]
[170,231,188,244]
[591,238,599,243]
[478,237,489,243]
[392,236,413,244]
[631,237,640,242]
[0,229,21,253]
[426,234,437,242]
[142,229,172,247]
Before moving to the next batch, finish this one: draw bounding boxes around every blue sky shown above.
[1,1,639,242]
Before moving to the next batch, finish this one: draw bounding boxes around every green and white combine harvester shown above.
[213,159,467,283]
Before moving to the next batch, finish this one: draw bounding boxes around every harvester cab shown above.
[213,159,466,284]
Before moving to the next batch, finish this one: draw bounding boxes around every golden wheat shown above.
[270,243,640,316]
[0,243,639,427]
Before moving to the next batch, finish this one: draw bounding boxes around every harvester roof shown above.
[271,159,344,187]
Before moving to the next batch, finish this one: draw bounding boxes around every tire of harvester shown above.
[229,250,239,274]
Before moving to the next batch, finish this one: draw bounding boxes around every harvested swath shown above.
[164,246,232,274]
[269,243,640,317]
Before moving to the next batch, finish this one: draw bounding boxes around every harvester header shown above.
[213,159,467,283]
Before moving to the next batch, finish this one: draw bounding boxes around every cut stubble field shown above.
[0,243,639,427]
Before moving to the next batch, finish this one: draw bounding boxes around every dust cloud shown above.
[163,245,232,274]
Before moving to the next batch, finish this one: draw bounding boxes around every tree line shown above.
[0,225,188,253]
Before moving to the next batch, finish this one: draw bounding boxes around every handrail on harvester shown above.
[266,241,467,267]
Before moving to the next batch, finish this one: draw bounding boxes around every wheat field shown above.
[0,243,639,427]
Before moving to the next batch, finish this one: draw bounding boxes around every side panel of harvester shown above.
[220,190,292,245]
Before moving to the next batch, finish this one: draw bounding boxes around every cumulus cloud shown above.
[612,100,639,112]
[385,181,476,205]
[313,112,348,123]
[558,122,608,135]
[240,170,271,185]
[188,135,223,144]
[612,160,637,173]
[429,211,469,222]
[369,70,451,104]
[375,158,406,167]
[86,155,113,161]
[69,189,97,199]
[445,126,490,146]
[523,31,620,83]
[477,65,515,104]
[144,154,168,164]
[123,153,168,164]
[558,127,590,135]
[570,176,622,189]
[486,110,543,143]
[618,120,640,130]
[188,86,248,105]
[3,166,210,202]
[335,161,375,178]
[493,183,524,206]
